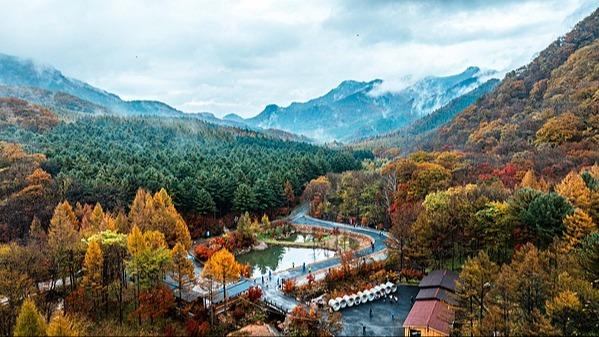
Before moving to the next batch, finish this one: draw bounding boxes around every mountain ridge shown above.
[0,53,253,130]
[352,78,500,152]
[240,67,498,142]
[423,7,599,176]
[0,52,501,144]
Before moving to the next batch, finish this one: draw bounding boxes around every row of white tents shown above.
[327,282,397,311]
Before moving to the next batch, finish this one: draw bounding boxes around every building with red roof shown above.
[403,270,458,336]
[418,269,458,291]
[403,300,454,336]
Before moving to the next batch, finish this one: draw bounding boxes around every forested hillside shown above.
[352,78,499,154]
[0,85,110,118]
[426,8,599,178]
[0,110,360,242]
[300,9,599,336]
[0,4,597,337]
[0,97,59,132]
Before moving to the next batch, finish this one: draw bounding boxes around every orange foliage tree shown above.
[201,248,241,313]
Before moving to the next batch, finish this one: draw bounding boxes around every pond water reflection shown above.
[237,245,334,279]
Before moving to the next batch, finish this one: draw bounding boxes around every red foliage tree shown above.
[282,279,296,294]
[186,319,210,337]
[247,286,263,302]
[193,244,216,261]
[492,163,519,188]
[132,285,174,324]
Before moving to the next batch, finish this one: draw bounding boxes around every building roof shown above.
[418,270,458,292]
[403,300,454,335]
[416,287,457,306]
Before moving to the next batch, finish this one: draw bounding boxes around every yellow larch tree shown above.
[127,188,191,249]
[545,290,582,335]
[46,312,79,336]
[556,171,591,211]
[115,211,129,233]
[103,214,117,232]
[128,189,151,230]
[82,239,104,308]
[13,298,46,337]
[48,201,81,292]
[562,208,597,252]
[519,169,548,191]
[170,242,195,301]
[202,248,241,313]
[88,203,105,233]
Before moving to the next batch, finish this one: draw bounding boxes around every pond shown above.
[237,245,335,279]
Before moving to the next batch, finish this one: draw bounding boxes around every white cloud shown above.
[0,0,596,117]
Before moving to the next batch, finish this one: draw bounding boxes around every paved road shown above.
[341,285,418,337]
[195,205,389,312]
[256,206,389,312]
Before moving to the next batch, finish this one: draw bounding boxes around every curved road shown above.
[207,205,389,313]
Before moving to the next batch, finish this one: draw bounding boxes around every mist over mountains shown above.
[0,53,252,129]
[238,67,499,142]
[0,52,499,143]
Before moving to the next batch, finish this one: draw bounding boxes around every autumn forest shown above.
[0,4,598,337]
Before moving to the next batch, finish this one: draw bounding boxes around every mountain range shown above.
[353,77,500,151]
[0,52,501,144]
[0,53,254,129]
[235,67,498,142]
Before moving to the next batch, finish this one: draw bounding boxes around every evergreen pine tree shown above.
[233,183,257,213]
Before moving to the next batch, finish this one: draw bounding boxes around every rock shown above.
[253,241,268,251]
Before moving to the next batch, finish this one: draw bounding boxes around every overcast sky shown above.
[0,0,596,118]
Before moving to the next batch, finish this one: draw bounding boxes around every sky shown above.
[0,0,597,118]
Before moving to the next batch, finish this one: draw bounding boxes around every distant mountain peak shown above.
[464,65,480,73]
[244,67,495,142]
[223,113,244,122]
[263,103,280,111]
[337,78,382,88]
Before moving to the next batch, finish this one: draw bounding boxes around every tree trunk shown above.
[119,256,124,324]
[399,237,404,273]
[479,282,484,333]
[223,274,227,313]
[137,274,141,325]
[209,279,214,325]
[451,231,455,271]
[470,296,474,337]
[177,267,183,303]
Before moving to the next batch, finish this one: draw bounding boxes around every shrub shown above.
[186,320,211,337]
[239,263,252,278]
[247,286,262,302]
[400,268,424,281]
[193,244,214,261]
[282,279,296,294]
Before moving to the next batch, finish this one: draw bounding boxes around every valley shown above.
[0,3,597,337]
